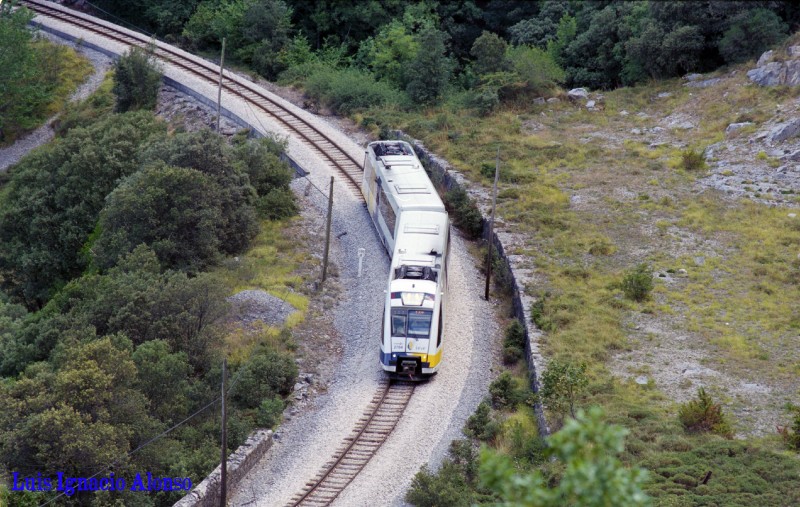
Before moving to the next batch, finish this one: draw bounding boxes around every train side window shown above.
[379,185,396,238]
[437,310,443,346]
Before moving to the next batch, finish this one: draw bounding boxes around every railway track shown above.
[287,380,414,506]
[20,0,364,194]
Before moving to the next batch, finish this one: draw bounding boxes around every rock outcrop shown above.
[748,46,800,86]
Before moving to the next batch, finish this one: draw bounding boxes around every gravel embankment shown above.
[0,31,112,172]
[26,13,502,506]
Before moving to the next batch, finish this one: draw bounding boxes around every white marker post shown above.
[357,248,365,277]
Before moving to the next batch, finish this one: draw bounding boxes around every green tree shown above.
[470,31,508,75]
[230,347,298,409]
[480,407,649,507]
[357,20,420,88]
[507,44,565,94]
[719,8,788,64]
[407,28,452,105]
[112,45,163,112]
[0,112,165,308]
[133,339,193,422]
[539,359,588,419]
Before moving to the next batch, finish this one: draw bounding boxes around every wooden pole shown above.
[321,176,334,288]
[216,38,226,133]
[484,148,500,301]
[219,358,227,507]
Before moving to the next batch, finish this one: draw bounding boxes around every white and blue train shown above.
[362,141,450,380]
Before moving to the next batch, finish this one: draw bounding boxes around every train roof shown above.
[391,210,448,270]
[368,141,445,212]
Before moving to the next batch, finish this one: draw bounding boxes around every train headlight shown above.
[401,292,424,306]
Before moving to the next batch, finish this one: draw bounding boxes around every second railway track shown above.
[20,0,365,194]
[288,380,415,506]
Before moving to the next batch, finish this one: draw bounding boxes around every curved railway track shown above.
[20,0,365,194]
[288,380,414,506]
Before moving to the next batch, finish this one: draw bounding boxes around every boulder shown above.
[567,87,589,101]
[725,122,753,136]
[782,150,800,162]
[546,97,561,104]
[747,61,786,86]
[789,45,800,58]
[768,119,800,143]
[657,92,672,98]
[684,73,703,81]
[586,100,596,109]
[757,50,775,67]
[785,60,800,86]
[533,97,546,105]
[686,77,722,88]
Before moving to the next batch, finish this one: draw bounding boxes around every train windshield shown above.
[391,309,432,338]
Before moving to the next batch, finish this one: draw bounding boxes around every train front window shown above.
[391,310,407,337]
[407,310,433,338]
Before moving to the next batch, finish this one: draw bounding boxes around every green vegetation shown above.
[112,45,163,112]
[0,2,93,144]
[539,359,588,420]
[620,264,655,302]
[678,387,734,438]
[0,66,303,506]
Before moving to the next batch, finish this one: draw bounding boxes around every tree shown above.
[406,28,452,105]
[719,8,788,64]
[95,164,226,271]
[112,45,163,112]
[480,407,649,507]
[357,20,420,88]
[0,112,165,308]
[539,359,588,419]
[470,31,508,75]
[507,44,565,94]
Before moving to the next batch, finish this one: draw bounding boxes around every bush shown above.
[256,396,285,428]
[678,387,734,438]
[507,44,565,94]
[444,186,483,239]
[489,372,527,409]
[539,360,588,419]
[112,45,162,112]
[230,347,298,409]
[502,320,526,365]
[621,264,654,302]
[257,188,298,220]
[305,66,401,115]
[680,148,707,171]
[405,462,473,507]
[464,401,500,442]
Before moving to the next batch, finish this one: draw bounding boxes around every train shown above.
[362,141,450,380]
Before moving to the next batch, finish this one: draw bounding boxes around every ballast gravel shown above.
[27,13,502,506]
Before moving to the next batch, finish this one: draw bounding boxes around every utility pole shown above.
[219,358,227,507]
[216,38,226,133]
[484,148,500,301]
[321,176,334,288]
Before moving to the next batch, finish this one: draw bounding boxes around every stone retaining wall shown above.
[173,430,273,507]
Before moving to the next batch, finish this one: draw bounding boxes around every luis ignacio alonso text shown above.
[11,472,192,496]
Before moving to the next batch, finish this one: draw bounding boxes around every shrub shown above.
[405,462,473,507]
[471,31,509,76]
[464,401,500,441]
[678,387,734,438]
[507,44,565,94]
[305,66,401,115]
[530,291,557,332]
[621,264,654,302]
[112,45,162,112]
[490,372,525,408]
[502,320,526,365]
[680,148,707,171]
[230,347,298,409]
[539,360,588,419]
[257,188,298,220]
[444,186,483,239]
[256,396,285,428]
